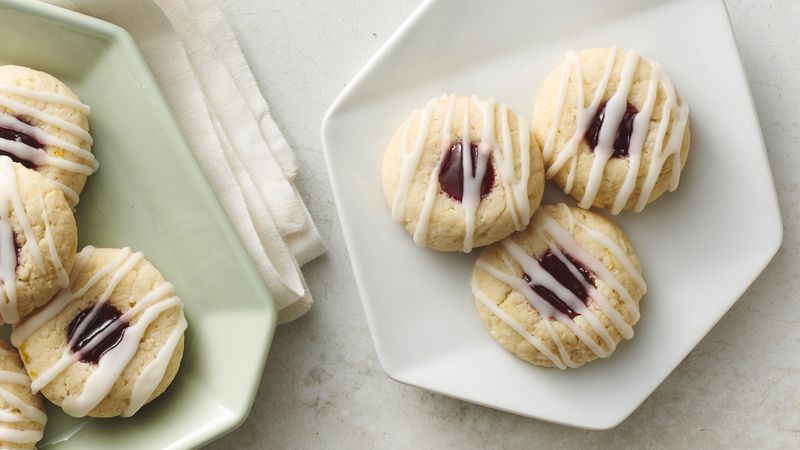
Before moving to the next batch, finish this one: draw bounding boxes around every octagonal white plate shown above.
[321,0,781,429]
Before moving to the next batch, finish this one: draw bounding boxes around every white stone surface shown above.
[208,0,799,448]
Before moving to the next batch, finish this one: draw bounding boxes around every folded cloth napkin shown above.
[42,0,326,323]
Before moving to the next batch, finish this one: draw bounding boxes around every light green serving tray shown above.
[0,0,277,448]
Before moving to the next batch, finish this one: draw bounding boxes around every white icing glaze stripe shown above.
[474,206,644,366]
[40,197,69,289]
[124,313,187,417]
[413,95,456,246]
[11,246,125,346]
[51,179,80,206]
[471,277,566,369]
[0,369,47,432]
[0,95,92,144]
[0,219,15,324]
[579,50,640,209]
[0,156,56,323]
[1,158,44,273]
[634,62,689,211]
[65,252,145,352]
[578,223,646,292]
[543,237,634,339]
[0,113,96,167]
[0,137,94,175]
[0,370,31,386]
[612,70,658,214]
[14,246,187,417]
[544,47,618,182]
[62,297,182,418]
[0,83,91,114]
[392,96,532,251]
[0,428,43,444]
[500,240,615,355]
[459,104,481,252]
[542,47,689,213]
[538,210,641,321]
[391,99,438,222]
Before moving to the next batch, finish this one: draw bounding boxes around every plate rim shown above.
[321,0,783,430]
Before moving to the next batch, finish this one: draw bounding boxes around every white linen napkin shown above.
[42,0,326,323]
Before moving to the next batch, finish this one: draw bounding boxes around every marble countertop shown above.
[208,0,799,448]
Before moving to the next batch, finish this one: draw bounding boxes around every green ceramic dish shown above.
[0,0,277,448]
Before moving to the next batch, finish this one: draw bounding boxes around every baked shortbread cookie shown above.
[11,247,188,418]
[532,47,690,214]
[471,204,646,369]
[382,94,545,252]
[0,65,97,207]
[0,340,46,449]
[0,156,77,325]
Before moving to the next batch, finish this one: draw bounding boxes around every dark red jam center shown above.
[438,141,494,201]
[0,225,21,270]
[14,234,20,269]
[583,102,639,158]
[523,250,595,319]
[67,303,129,364]
[0,124,41,169]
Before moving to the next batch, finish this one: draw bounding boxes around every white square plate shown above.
[321,0,781,429]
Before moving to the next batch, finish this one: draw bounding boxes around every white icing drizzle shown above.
[471,277,566,369]
[0,95,91,144]
[632,64,689,212]
[472,206,645,368]
[0,87,98,192]
[0,219,15,324]
[123,312,187,417]
[0,428,42,444]
[392,95,533,251]
[541,47,690,214]
[0,83,91,114]
[11,247,128,346]
[413,95,457,246]
[0,368,46,445]
[50,179,79,206]
[40,197,69,289]
[391,100,436,223]
[13,247,187,418]
[62,294,182,417]
[0,156,67,324]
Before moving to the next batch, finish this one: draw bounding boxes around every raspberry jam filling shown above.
[0,124,42,169]
[438,141,494,201]
[67,303,129,364]
[0,221,20,277]
[523,250,595,319]
[583,102,639,158]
